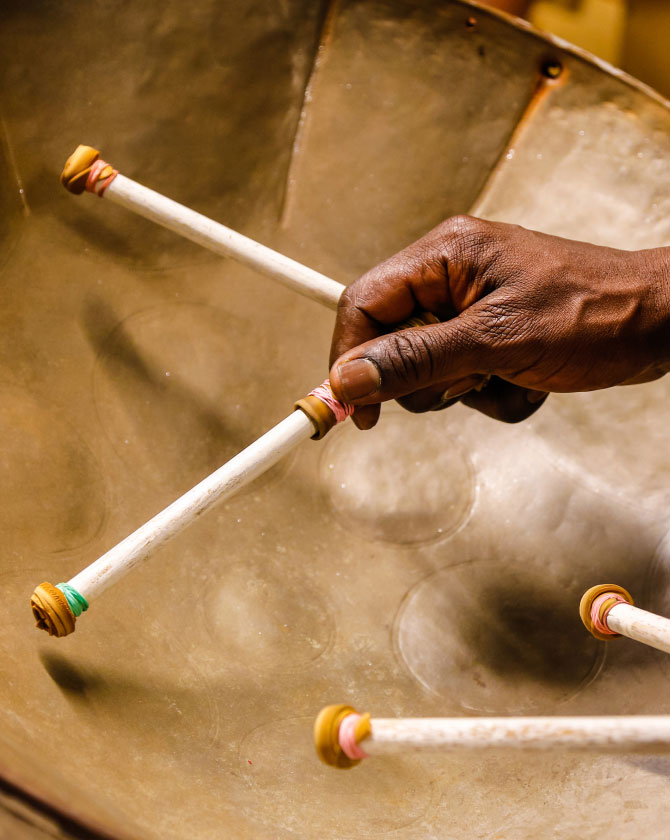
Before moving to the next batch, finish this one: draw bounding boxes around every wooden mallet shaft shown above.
[60,145,344,309]
[314,705,670,768]
[31,388,342,637]
[40,146,432,638]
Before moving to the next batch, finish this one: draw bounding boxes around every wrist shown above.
[642,246,670,366]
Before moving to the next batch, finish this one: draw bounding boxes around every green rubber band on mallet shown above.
[56,583,89,617]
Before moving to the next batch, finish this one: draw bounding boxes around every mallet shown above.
[31,382,350,637]
[60,145,344,309]
[58,146,461,350]
[37,147,438,636]
[580,584,670,654]
[314,704,670,768]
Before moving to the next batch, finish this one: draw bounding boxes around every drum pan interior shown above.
[1,1,669,837]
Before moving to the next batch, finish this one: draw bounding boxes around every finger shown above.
[460,377,548,423]
[395,375,486,414]
[330,215,503,366]
[351,404,380,430]
[329,286,387,368]
[348,376,480,430]
[349,373,482,430]
[330,306,493,406]
[619,366,668,386]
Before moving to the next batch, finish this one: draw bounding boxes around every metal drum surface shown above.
[1,1,669,837]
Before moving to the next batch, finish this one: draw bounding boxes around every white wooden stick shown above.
[106,175,344,309]
[316,706,670,767]
[32,384,347,635]
[605,602,670,655]
[363,716,670,754]
[69,409,314,602]
[61,145,345,309]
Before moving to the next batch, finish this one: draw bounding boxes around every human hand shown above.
[329,216,670,429]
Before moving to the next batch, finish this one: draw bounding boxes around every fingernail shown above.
[526,389,548,404]
[336,358,381,401]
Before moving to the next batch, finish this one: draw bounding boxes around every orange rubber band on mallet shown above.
[85,158,118,197]
[590,592,628,636]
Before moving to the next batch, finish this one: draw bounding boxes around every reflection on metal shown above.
[1,0,670,837]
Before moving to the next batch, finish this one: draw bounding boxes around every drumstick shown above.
[580,584,670,654]
[59,146,450,357]
[60,145,344,310]
[314,704,670,768]
[42,149,435,637]
[30,381,350,637]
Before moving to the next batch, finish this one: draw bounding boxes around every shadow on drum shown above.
[26,161,154,264]
[39,652,102,702]
[82,296,231,449]
[393,479,662,715]
[628,755,670,781]
[458,571,654,687]
[38,650,228,750]
[23,161,205,270]
[81,295,297,498]
[459,577,601,687]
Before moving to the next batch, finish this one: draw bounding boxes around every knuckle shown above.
[379,331,435,385]
[441,214,485,237]
[337,284,360,313]
[434,217,520,289]
[339,262,400,314]
[437,214,492,259]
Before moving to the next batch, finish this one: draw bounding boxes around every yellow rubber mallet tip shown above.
[579,583,633,642]
[30,582,76,637]
[60,145,100,194]
[314,704,363,769]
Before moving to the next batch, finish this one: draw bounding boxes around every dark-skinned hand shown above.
[329,216,670,429]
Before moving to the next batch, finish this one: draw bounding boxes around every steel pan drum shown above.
[1,1,670,837]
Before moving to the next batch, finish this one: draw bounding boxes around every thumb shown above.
[329,309,492,405]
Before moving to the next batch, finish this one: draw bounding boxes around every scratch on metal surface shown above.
[469,68,568,216]
[0,113,29,216]
[279,0,339,228]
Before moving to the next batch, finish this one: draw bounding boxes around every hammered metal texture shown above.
[0,1,669,837]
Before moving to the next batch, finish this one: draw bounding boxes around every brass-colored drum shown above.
[1,1,669,837]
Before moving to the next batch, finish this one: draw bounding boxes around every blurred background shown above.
[486,0,670,99]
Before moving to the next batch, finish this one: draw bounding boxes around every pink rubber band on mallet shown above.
[85,158,118,197]
[308,379,354,425]
[591,592,628,635]
[339,713,369,761]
